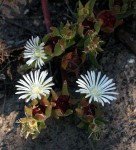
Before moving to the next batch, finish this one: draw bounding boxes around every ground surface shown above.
[0,0,136,150]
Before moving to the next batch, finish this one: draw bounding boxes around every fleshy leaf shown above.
[54,39,66,56]
[54,109,63,117]
[44,45,53,56]
[77,23,84,37]
[62,80,69,96]
[24,106,32,117]
[31,99,38,107]
[109,0,114,10]
[51,89,59,101]
[75,108,83,117]
[89,0,96,15]
[51,102,57,107]
[94,21,102,33]
[45,105,52,117]
[60,23,76,40]
[42,34,50,43]
[38,121,47,131]
[117,9,136,19]
[32,132,40,139]
[50,27,60,36]
[66,39,75,49]
[77,121,86,128]
[18,64,34,74]
[34,114,46,121]
[61,52,72,70]
[89,52,101,69]
[78,0,84,17]
[41,97,50,106]
[63,109,73,116]
[121,3,128,13]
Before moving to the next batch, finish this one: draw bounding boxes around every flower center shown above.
[34,50,41,58]
[91,87,101,97]
[32,84,41,94]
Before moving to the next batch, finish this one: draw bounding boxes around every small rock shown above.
[24,9,29,15]
[128,58,135,64]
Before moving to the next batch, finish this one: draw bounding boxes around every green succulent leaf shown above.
[94,21,101,33]
[89,52,101,69]
[78,0,84,17]
[34,114,46,121]
[54,39,66,56]
[84,38,91,47]
[42,34,50,43]
[77,23,84,37]
[77,38,85,47]
[38,121,47,131]
[60,23,76,40]
[31,131,40,139]
[24,106,32,117]
[63,109,73,116]
[109,0,114,10]
[62,80,69,96]
[89,0,96,15]
[44,45,53,56]
[18,64,35,74]
[85,1,90,15]
[75,108,83,118]
[50,27,60,37]
[24,131,30,139]
[121,3,128,13]
[95,118,108,125]
[54,109,63,117]
[60,22,65,29]
[51,89,59,101]
[66,39,75,49]
[122,0,129,4]
[31,99,38,107]
[77,121,86,128]
[45,105,52,117]
[77,1,89,21]
[44,55,52,62]
[117,9,136,19]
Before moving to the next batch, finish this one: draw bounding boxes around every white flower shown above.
[76,71,118,106]
[24,36,47,68]
[15,70,54,102]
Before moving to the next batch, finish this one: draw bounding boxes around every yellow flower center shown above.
[32,84,41,94]
[34,51,41,57]
[91,87,101,97]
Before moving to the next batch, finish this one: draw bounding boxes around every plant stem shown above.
[41,0,52,33]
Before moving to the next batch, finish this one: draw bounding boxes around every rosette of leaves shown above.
[43,22,76,57]
[77,0,96,23]
[74,1,103,69]
[75,100,106,141]
[77,0,102,35]
[97,9,123,33]
[17,96,52,139]
[77,27,103,69]
[97,0,136,33]
[83,30,103,54]
[51,81,73,119]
